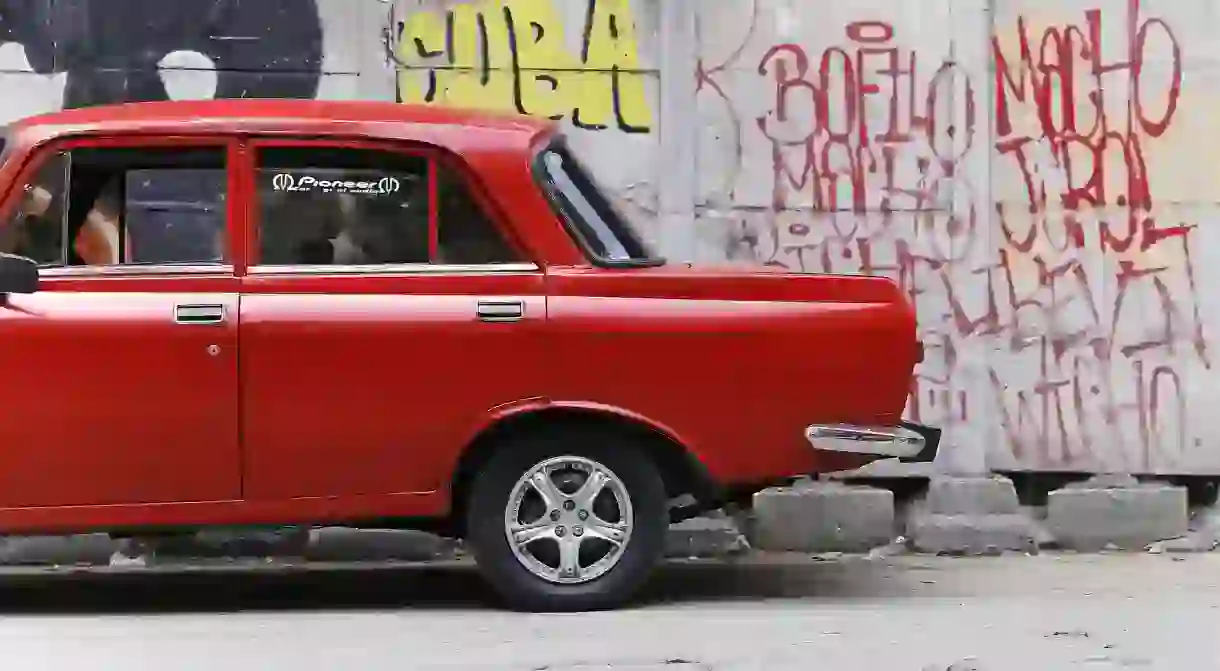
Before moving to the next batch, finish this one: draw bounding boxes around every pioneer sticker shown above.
[271,173,401,195]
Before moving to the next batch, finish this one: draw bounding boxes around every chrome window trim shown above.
[36,262,540,279]
[246,262,540,277]
[39,263,233,278]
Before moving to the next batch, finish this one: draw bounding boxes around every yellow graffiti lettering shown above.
[394,0,652,133]
[578,0,650,131]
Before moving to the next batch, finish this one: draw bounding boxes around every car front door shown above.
[0,138,242,508]
[238,138,547,501]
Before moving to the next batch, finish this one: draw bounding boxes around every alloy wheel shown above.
[503,455,634,585]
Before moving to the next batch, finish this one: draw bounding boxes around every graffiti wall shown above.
[0,0,659,232]
[1,0,1218,474]
[387,0,662,238]
[697,0,1220,474]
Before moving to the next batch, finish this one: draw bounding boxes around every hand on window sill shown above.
[20,186,52,217]
[331,231,365,265]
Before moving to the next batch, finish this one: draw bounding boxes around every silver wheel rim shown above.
[504,455,634,585]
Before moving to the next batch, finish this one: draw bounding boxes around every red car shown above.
[0,100,936,611]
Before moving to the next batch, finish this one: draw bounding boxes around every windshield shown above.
[533,138,663,267]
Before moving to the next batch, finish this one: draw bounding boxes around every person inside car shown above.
[3,180,65,264]
[8,175,128,266]
[72,183,127,266]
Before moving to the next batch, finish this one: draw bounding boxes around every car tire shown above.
[465,427,668,612]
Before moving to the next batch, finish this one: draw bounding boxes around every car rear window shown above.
[533,138,663,268]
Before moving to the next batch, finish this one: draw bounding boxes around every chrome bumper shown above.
[805,421,941,463]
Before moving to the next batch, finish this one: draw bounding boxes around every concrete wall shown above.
[0,0,1214,477]
[691,0,1216,478]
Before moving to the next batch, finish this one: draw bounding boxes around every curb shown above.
[0,528,458,567]
[0,475,1210,568]
[740,474,1204,557]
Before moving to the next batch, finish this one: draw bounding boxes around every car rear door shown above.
[237,138,547,501]
[0,137,242,508]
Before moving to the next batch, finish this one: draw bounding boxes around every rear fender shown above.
[448,399,718,521]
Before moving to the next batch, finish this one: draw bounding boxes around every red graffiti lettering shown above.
[697,0,1205,471]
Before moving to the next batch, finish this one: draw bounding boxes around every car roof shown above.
[8,99,556,146]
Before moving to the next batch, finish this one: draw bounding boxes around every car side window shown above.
[254,146,521,267]
[0,151,68,265]
[1,146,227,268]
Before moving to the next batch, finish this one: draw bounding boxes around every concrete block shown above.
[730,507,757,547]
[752,482,895,552]
[1147,534,1217,553]
[0,528,458,567]
[665,516,749,558]
[1020,505,1049,521]
[304,528,456,562]
[907,513,1039,554]
[1189,505,1220,542]
[924,476,1020,516]
[0,534,116,566]
[865,539,911,560]
[1047,484,1188,551]
[159,527,311,558]
[1064,473,1140,489]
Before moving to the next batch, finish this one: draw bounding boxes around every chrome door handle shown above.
[477,299,524,323]
[175,303,226,325]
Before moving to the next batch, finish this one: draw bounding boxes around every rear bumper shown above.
[805,421,941,463]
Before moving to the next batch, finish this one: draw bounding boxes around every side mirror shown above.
[0,253,38,295]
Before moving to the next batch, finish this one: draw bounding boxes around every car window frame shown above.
[241,136,539,277]
[530,136,665,269]
[0,133,240,279]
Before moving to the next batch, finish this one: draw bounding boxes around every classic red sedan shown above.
[0,100,937,611]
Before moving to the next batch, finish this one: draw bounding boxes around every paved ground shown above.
[0,553,1216,670]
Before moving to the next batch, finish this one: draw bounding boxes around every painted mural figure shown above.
[0,0,323,108]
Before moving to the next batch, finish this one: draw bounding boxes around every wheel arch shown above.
[447,402,720,537]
